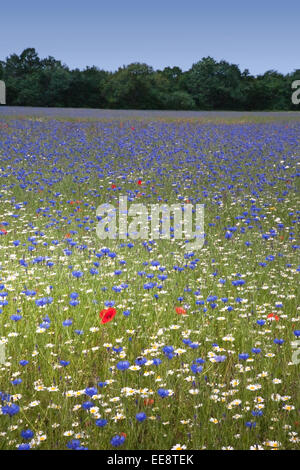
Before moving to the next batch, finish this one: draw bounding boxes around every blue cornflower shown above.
[214,355,226,363]
[82,401,94,410]
[72,271,83,278]
[116,360,130,370]
[135,357,147,366]
[191,364,203,374]
[19,360,29,366]
[10,314,22,322]
[59,360,70,367]
[182,339,192,345]
[18,444,31,450]
[21,429,34,440]
[245,421,256,429]
[11,378,22,385]
[0,392,11,402]
[110,435,125,447]
[162,346,174,355]
[2,403,20,416]
[252,348,261,354]
[239,353,249,361]
[98,382,107,388]
[85,387,97,397]
[195,358,205,364]
[95,419,107,427]
[152,358,162,366]
[157,388,170,398]
[90,269,98,275]
[136,412,147,422]
[35,297,53,307]
[67,439,81,450]
[274,338,284,345]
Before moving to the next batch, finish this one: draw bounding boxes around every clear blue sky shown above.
[1,0,299,75]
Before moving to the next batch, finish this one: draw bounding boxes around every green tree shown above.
[245,71,290,110]
[103,63,157,109]
[65,67,109,108]
[184,56,245,109]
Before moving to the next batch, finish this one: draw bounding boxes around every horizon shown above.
[1,47,300,77]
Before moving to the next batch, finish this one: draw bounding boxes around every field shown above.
[0,109,299,450]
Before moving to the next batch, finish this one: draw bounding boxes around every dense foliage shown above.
[0,48,299,110]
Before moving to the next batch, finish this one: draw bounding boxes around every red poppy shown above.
[144,398,154,406]
[175,307,186,315]
[131,127,135,131]
[100,307,117,324]
[267,313,280,321]
[0,228,7,235]
[111,184,116,189]
[137,179,142,185]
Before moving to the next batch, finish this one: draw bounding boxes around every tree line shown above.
[0,48,299,110]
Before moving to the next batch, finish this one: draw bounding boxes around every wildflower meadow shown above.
[0,111,299,450]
